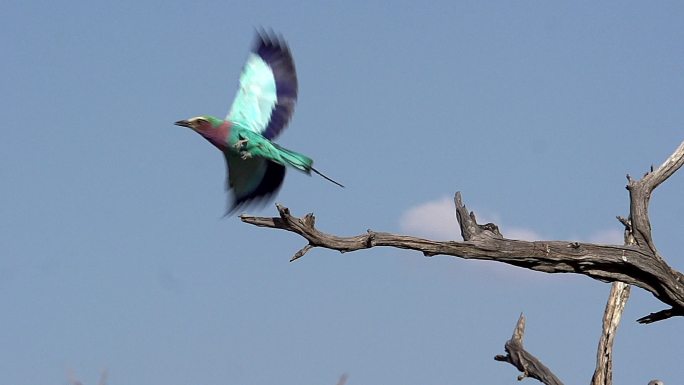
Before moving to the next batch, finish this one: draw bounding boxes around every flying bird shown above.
[175,32,343,214]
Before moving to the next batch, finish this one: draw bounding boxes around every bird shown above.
[175,32,343,214]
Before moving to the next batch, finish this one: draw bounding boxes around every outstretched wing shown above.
[227,32,298,140]
[224,152,286,214]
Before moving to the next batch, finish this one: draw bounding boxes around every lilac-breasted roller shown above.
[175,32,342,214]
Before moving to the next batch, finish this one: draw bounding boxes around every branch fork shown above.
[240,140,684,384]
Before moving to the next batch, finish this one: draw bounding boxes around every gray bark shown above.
[243,144,683,322]
[240,140,684,384]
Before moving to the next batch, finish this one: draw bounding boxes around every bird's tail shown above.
[273,144,313,173]
[273,144,345,188]
[311,167,345,188]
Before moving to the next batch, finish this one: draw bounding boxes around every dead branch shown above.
[591,221,635,385]
[494,314,564,385]
[241,141,684,322]
[591,282,631,385]
[627,141,684,321]
[627,141,684,254]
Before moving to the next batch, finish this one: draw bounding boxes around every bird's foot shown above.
[234,139,249,150]
[240,151,253,160]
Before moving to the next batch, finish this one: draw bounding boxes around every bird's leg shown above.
[235,135,253,159]
[234,138,249,150]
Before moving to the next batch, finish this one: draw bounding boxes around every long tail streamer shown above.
[311,167,345,188]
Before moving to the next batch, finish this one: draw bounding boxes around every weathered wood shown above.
[241,141,684,323]
[591,221,635,385]
[627,141,684,254]
[626,141,684,322]
[241,197,684,323]
[591,281,631,385]
[494,314,564,385]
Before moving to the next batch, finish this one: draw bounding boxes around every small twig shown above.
[291,244,313,262]
[455,192,502,241]
[637,307,684,324]
[494,314,564,385]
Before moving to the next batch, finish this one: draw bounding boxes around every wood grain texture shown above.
[591,281,631,385]
[494,314,564,385]
[242,173,684,323]
[241,141,684,323]
[240,140,683,384]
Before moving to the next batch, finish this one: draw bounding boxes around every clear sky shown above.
[2,1,683,384]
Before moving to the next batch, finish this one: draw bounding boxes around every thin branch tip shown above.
[454,191,463,206]
[303,212,316,228]
[290,244,314,262]
[496,314,563,385]
[275,203,290,217]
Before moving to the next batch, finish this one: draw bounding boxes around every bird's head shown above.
[174,116,224,132]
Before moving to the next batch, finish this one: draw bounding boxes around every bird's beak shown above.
[174,120,192,128]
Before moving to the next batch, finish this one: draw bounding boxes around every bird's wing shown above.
[227,32,298,140]
[224,152,286,214]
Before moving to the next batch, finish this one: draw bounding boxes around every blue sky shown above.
[2,1,683,384]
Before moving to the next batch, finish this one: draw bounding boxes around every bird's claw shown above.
[240,151,253,160]
[234,139,249,149]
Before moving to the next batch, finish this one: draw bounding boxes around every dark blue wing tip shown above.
[252,30,297,85]
[253,29,289,59]
[250,29,299,140]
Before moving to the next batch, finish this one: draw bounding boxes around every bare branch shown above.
[590,218,637,385]
[637,307,684,324]
[588,146,681,382]
[625,141,684,320]
[454,191,502,241]
[591,282,631,385]
[626,141,684,253]
[241,140,684,322]
[494,314,564,385]
[643,141,684,191]
[241,195,684,322]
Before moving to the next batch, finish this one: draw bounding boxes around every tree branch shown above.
[626,141,684,321]
[591,281,631,385]
[627,141,684,253]
[241,197,683,323]
[590,219,636,385]
[494,314,564,385]
[241,141,684,322]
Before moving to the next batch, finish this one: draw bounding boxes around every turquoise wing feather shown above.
[227,33,298,140]
[227,53,277,134]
